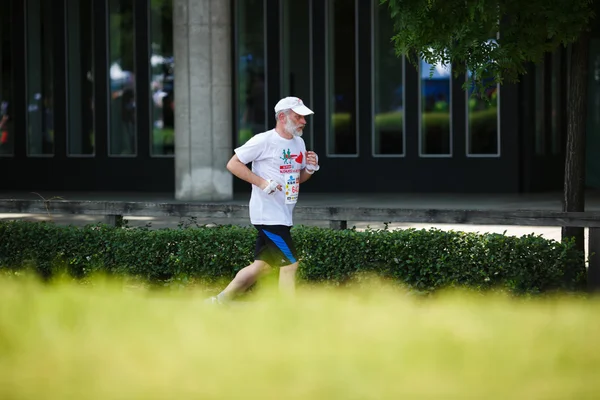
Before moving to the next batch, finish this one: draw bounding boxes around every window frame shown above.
[370,0,406,158]
[325,0,359,158]
[417,58,453,158]
[465,79,501,158]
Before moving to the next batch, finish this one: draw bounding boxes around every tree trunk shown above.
[562,30,591,257]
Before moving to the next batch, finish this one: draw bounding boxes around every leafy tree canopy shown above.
[381,0,595,92]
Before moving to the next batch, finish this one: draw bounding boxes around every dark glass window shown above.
[466,74,499,156]
[108,0,136,156]
[27,0,55,156]
[0,1,13,156]
[67,0,95,156]
[327,0,357,156]
[373,2,404,156]
[281,0,312,149]
[150,0,174,156]
[419,59,451,156]
[237,0,266,146]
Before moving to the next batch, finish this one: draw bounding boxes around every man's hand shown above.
[306,151,320,173]
[261,179,282,195]
[300,151,320,183]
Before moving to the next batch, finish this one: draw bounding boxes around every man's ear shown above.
[279,112,289,123]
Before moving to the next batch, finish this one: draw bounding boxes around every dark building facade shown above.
[1,0,599,198]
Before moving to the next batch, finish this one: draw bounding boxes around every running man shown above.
[206,97,320,304]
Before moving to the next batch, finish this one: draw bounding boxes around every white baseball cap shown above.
[274,97,314,116]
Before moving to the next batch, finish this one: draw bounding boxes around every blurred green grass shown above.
[0,272,599,399]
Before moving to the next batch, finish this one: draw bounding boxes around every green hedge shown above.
[0,221,586,294]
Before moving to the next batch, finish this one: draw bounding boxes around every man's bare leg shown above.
[279,262,299,298]
[209,260,270,303]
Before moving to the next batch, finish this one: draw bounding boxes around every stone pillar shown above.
[173,0,233,201]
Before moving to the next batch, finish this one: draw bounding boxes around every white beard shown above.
[285,117,304,137]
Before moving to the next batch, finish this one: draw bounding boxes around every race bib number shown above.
[284,172,300,204]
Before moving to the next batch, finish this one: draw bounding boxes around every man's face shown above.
[283,111,306,137]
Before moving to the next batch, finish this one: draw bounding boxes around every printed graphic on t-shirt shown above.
[280,148,304,204]
[280,149,304,165]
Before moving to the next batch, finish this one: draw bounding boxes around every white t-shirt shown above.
[235,129,307,226]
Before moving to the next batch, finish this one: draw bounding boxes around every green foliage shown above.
[380,0,595,92]
[0,221,586,295]
[294,226,586,294]
[1,276,599,399]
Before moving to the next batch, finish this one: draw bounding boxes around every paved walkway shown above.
[3,190,600,210]
[2,191,599,249]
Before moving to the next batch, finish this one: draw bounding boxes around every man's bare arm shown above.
[299,169,314,184]
[227,154,283,193]
[227,154,266,188]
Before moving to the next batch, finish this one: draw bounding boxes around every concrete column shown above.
[173,0,233,201]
